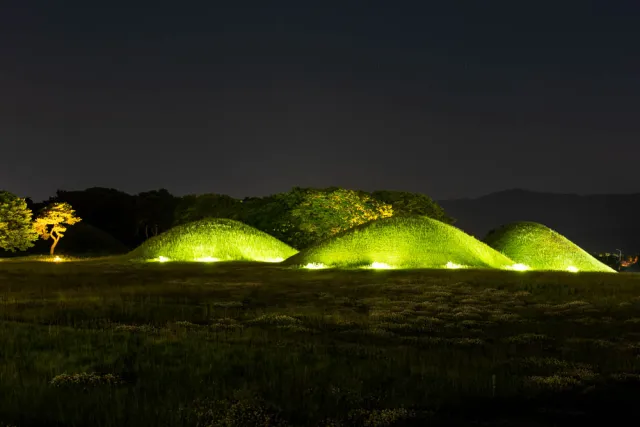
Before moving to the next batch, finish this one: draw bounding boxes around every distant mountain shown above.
[439,189,640,253]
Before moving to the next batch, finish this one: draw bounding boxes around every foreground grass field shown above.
[1,259,640,426]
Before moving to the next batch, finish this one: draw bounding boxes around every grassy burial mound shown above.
[284,216,516,269]
[51,223,130,256]
[129,218,298,262]
[483,221,616,272]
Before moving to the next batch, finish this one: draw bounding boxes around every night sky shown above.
[2,1,639,202]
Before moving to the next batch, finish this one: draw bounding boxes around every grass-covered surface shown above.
[484,222,616,273]
[128,218,298,263]
[1,260,640,426]
[285,216,516,269]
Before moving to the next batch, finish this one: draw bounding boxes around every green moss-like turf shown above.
[128,218,298,262]
[483,221,615,272]
[284,216,516,269]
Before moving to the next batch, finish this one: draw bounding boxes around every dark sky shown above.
[2,1,639,202]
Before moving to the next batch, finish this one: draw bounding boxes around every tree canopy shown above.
[51,188,136,247]
[6,186,453,253]
[34,202,82,255]
[371,190,454,224]
[173,193,241,226]
[135,189,179,237]
[0,191,39,252]
[290,188,394,247]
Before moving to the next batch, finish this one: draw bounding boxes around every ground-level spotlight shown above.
[196,256,220,262]
[506,263,531,272]
[303,263,326,269]
[445,261,465,269]
[367,262,394,270]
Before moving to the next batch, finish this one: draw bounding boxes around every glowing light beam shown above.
[445,261,465,269]
[303,263,327,269]
[196,256,220,263]
[506,263,531,271]
[368,262,394,269]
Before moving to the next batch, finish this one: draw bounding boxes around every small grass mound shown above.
[483,222,615,272]
[283,216,516,269]
[128,218,298,262]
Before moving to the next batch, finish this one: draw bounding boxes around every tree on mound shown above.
[290,188,394,248]
[173,193,241,226]
[50,223,130,256]
[370,190,454,224]
[240,187,394,249]
[283,216,515,269]
[483,222,615,272]
[128,218,298,262]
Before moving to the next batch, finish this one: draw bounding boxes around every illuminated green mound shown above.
[483,222,615,273]
[284,216,516,269]
[129,218,298,262]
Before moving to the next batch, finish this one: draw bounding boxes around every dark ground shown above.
[1,258,640,426]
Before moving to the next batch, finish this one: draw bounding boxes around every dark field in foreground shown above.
[1,260,640,426]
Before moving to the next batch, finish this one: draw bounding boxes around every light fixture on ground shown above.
[303,263,327,269]
[506,263,531,271]
[368,262,394,269]
[196,256,219,262]
[445,261,465,269]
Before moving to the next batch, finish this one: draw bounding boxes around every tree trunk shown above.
[50,235,60,255]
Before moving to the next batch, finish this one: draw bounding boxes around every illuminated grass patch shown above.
[128,218,298,262]
[506,263,531,272]
[303,263,327,269]
[483,222,615,273]
[284,216,516,269]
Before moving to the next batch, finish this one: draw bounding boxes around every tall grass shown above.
[1,260,639,425]
[284,216,516,269]
[128,218,298,262]
[484,222,615,272]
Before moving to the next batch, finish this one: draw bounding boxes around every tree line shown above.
[1,187,452,254]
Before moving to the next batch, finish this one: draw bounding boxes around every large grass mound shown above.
[483,222,615,272]
[283,216,516,269]
[129,218,298,262]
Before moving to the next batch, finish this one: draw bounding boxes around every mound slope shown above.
[483,222,615,272]
[284,216,515,269]
[129,218,298,262]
